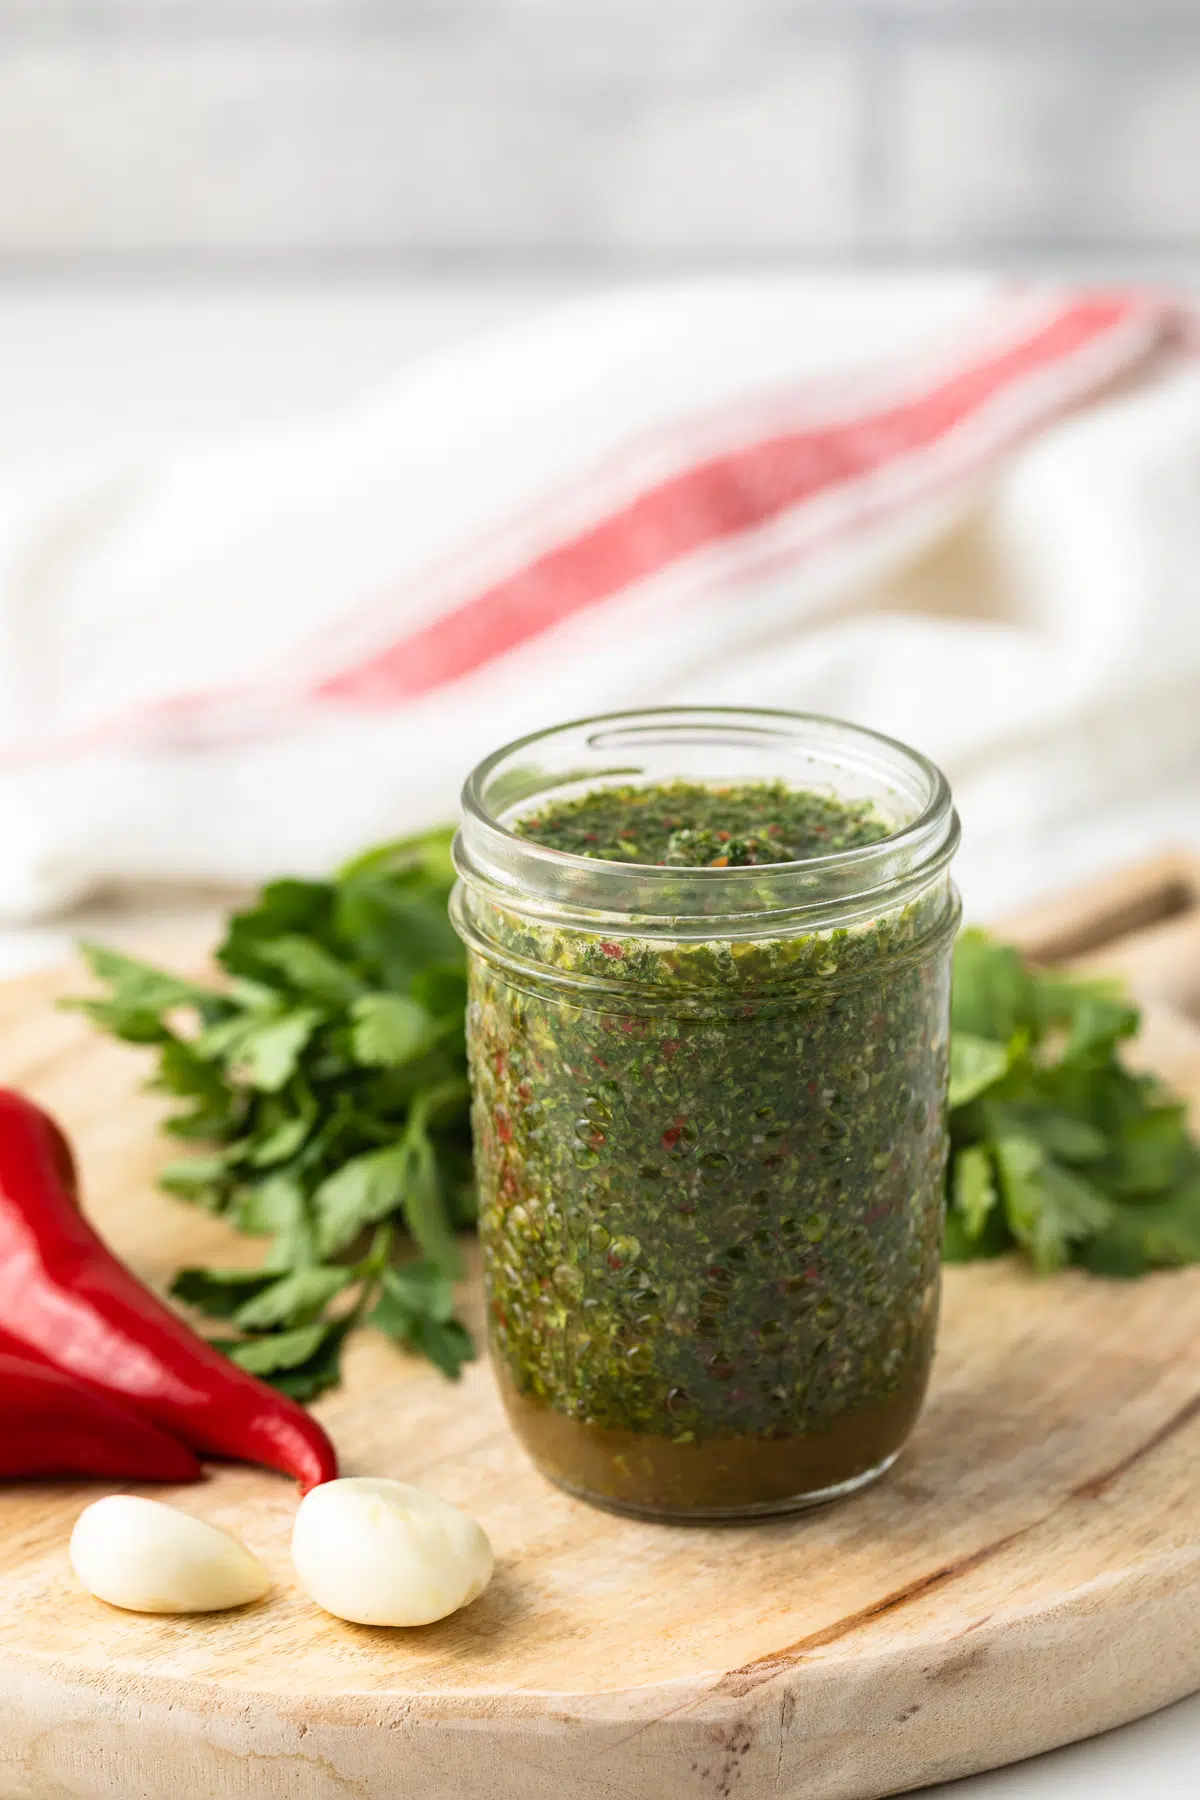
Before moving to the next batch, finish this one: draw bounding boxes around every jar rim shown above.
[454,706,959,931]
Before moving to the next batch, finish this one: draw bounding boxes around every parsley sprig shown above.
[71,852,1200,1401]
[70,830,477,1400]
[946,930,1200,1274]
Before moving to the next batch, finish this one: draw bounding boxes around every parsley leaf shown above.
[237,1008,324,1092]
[952,1142,998,1241]
[369,1261,476,1380]
[992,1135,1114,1273]
[74,943,214,1017]
[232,1266,352,1331]
[948,1034,1011,1109]
[170,1266,278,1319]
[252,937,365,1004]
[314,1143,412,1257]
[349,993,436,1068]
[234,1320,325,1369]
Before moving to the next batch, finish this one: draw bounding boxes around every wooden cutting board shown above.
[0,855,1198,1800]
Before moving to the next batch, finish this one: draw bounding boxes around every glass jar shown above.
[452,708,960,1521]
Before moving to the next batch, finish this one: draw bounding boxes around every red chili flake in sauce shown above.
[599,940,624,959]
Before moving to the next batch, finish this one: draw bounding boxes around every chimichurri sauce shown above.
[465,780,953,1517]
[513,779,889,866]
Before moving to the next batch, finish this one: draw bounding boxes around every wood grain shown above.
[0,860,1197,1800]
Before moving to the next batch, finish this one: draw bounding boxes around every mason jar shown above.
[451,708,960,1520]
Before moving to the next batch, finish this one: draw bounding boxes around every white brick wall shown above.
[0,2,1195,262]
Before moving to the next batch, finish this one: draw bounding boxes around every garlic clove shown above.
[291,1476,493,1627]
[70,1495,270,1615]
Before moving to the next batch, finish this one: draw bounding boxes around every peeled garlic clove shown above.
[292,1476,493,1627]
[70,1495,270,1615]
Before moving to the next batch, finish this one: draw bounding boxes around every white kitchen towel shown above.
[0,275,1197,920]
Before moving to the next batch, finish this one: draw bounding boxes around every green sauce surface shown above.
[466,779,953,1517]
[513,778,889,867]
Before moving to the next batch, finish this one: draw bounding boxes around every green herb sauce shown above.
[514,779,889,866]
[465,781,955,1516]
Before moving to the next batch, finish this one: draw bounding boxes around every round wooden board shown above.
[0,956,1197,1800]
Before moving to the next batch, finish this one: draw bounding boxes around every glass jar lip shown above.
[455,705,959,929]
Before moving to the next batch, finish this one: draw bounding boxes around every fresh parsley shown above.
[944,929,1200,1274]
[71,852,1200,1400]
[69,830,477,1400]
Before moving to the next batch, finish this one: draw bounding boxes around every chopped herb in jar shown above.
[513,779,889,866]
[465,779,955,1517]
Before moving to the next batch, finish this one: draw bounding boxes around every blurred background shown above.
[0,0,1198,970]
[5,0,1200,448]
[3,0,1198,271]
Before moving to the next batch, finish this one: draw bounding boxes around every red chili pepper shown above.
[44,1111,79,1199]
[0,1091,337,1491]
[0,1331,201,1483]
